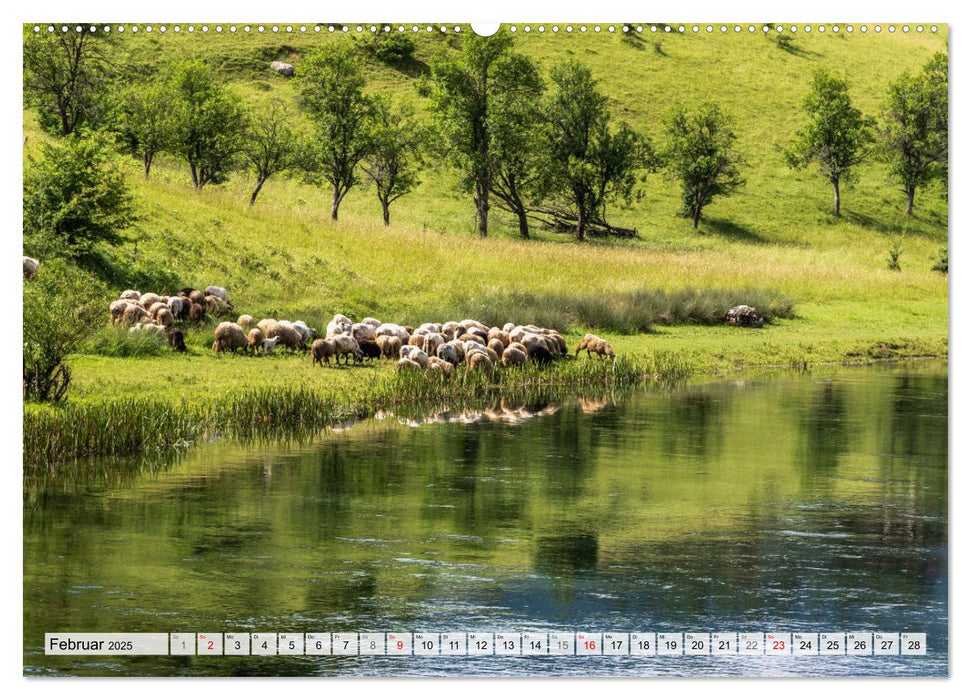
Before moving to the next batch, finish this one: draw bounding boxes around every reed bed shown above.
[23,352,691,471]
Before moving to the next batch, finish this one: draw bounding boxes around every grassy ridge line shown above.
[23,352,689,468]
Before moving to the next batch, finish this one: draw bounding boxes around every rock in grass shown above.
[725,305,764,328]
[270,61,294,76]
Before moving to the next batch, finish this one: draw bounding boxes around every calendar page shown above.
[21,15,948,679]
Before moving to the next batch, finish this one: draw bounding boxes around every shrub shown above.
[887,239,903,271]
[932,247,947,274]
[23,260,106,402]
[23,134,136,261]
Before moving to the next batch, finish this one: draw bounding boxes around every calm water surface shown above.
[23,363,948,676]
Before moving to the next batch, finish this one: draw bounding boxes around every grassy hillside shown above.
[23,24,948,414]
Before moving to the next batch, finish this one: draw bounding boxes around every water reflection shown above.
[23,363,947,677]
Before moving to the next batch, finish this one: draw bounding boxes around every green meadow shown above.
[22,25,948,462]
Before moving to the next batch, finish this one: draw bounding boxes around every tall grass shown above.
[83,326,168,357]
[24,352,691,470]
[415,287,796,333]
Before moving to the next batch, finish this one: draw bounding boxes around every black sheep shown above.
[168,327,187,352]
[358,339,381,362]
[189,303,206,324]
[527,345,554,366]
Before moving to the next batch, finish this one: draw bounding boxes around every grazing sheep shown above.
[156,308,175,328]
[396,357,422,372]
[311,338,337,365]
[332,313,353,326]
[423,333,445,358]
[167,296,185,320]
[212,322,248,354]
[467,351,494,372]
[488,328,511,347]
[358,339,381,361]
[376,323,410,344]
[205,294,231,315]
[575,333,615,359]
[446,339,466,363]
[361,317,381,328]
[168,327,187,352]
[507,341,528,355]
[23,257,40,278]
[189,303,206,324]
[257,318,276,336]
[408,333,427,352]
[265,321,303,352]
[399,345,429,369]
[148,301,167,319]
[502,322,515,333]
[247,327,265,353]
[427,356,456,378]
[460,319,489,334]
[485,346,500,364]
[502,346,527,368]
[130,323,166,337]
[548,332,568,356]
[333,334,364,364]
[122,304,150,326]
[326,319,352,338]
[376,335,402,360]
[110,299,131,324]
[527,344,554,365]
[205,286,229,301]
[418,322,442,334]
[403,325,415,335]
[189,290,206,306]
[725,305,764,328]
[138,293,161,309]
[120,289,141,301]
[459,332,485,344]
[436,342,459,366]
[441,321,462,340]
[352,322,377,343]
[292,321,318,345]
[487,337,506,357]
[463,339,489,356]
[261,337,280,354]
[237,314,254,330]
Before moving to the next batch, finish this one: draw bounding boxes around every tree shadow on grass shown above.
[698,217,769,244]
[843,208,946,240]
[388,56,430,78]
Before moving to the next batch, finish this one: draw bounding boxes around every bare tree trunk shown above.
[576,193,586,241]
[692,202,702,229]
[475,180,489,238]
[516,207,530,239]
[331,183,341,221]
[189,162,199,189]
[832,177,841,216]
[143,156,152,179]
[250,174,268,206]
[381,199,390,226]
[906,186,915,215]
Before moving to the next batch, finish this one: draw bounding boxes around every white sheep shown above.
[119,290,141,301]
[399,344,429,369]
[23,257,40,278]
[205,286,229,301]
[352,322,377,343]
[361,317,382,328]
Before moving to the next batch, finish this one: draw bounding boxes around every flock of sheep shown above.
[105,284,617,375]
[108,285,234,352]
[215,312,617,377]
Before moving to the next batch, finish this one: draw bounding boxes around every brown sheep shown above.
[548,332,568,356]
[487,328,511,347]
[205,295,231,315]
[257,318,277,336]
[467,351,494,373]
[376,335,402,360]
[109,300,131,324]
[265,321,302,352]
[501,346,527,368]
[396,357,422,372]
[212,322,248,353]
[487,337,506,358]
[575,333,615,359]
[247,327,265,354]
[148,301,167,319]
[427,356,456,378]
[237,314,255,330]
[507,341,528,355]
[311,338,337,366]
[122,304,150,326]
[156,308,175,328]
[139,293,162,308]
[408,333,427,352]
[189,303,206,324]
[189,290,206,306]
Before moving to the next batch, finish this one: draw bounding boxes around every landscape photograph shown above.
[22,21,947,677]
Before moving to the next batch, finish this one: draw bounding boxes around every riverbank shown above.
[24,315,947,470]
